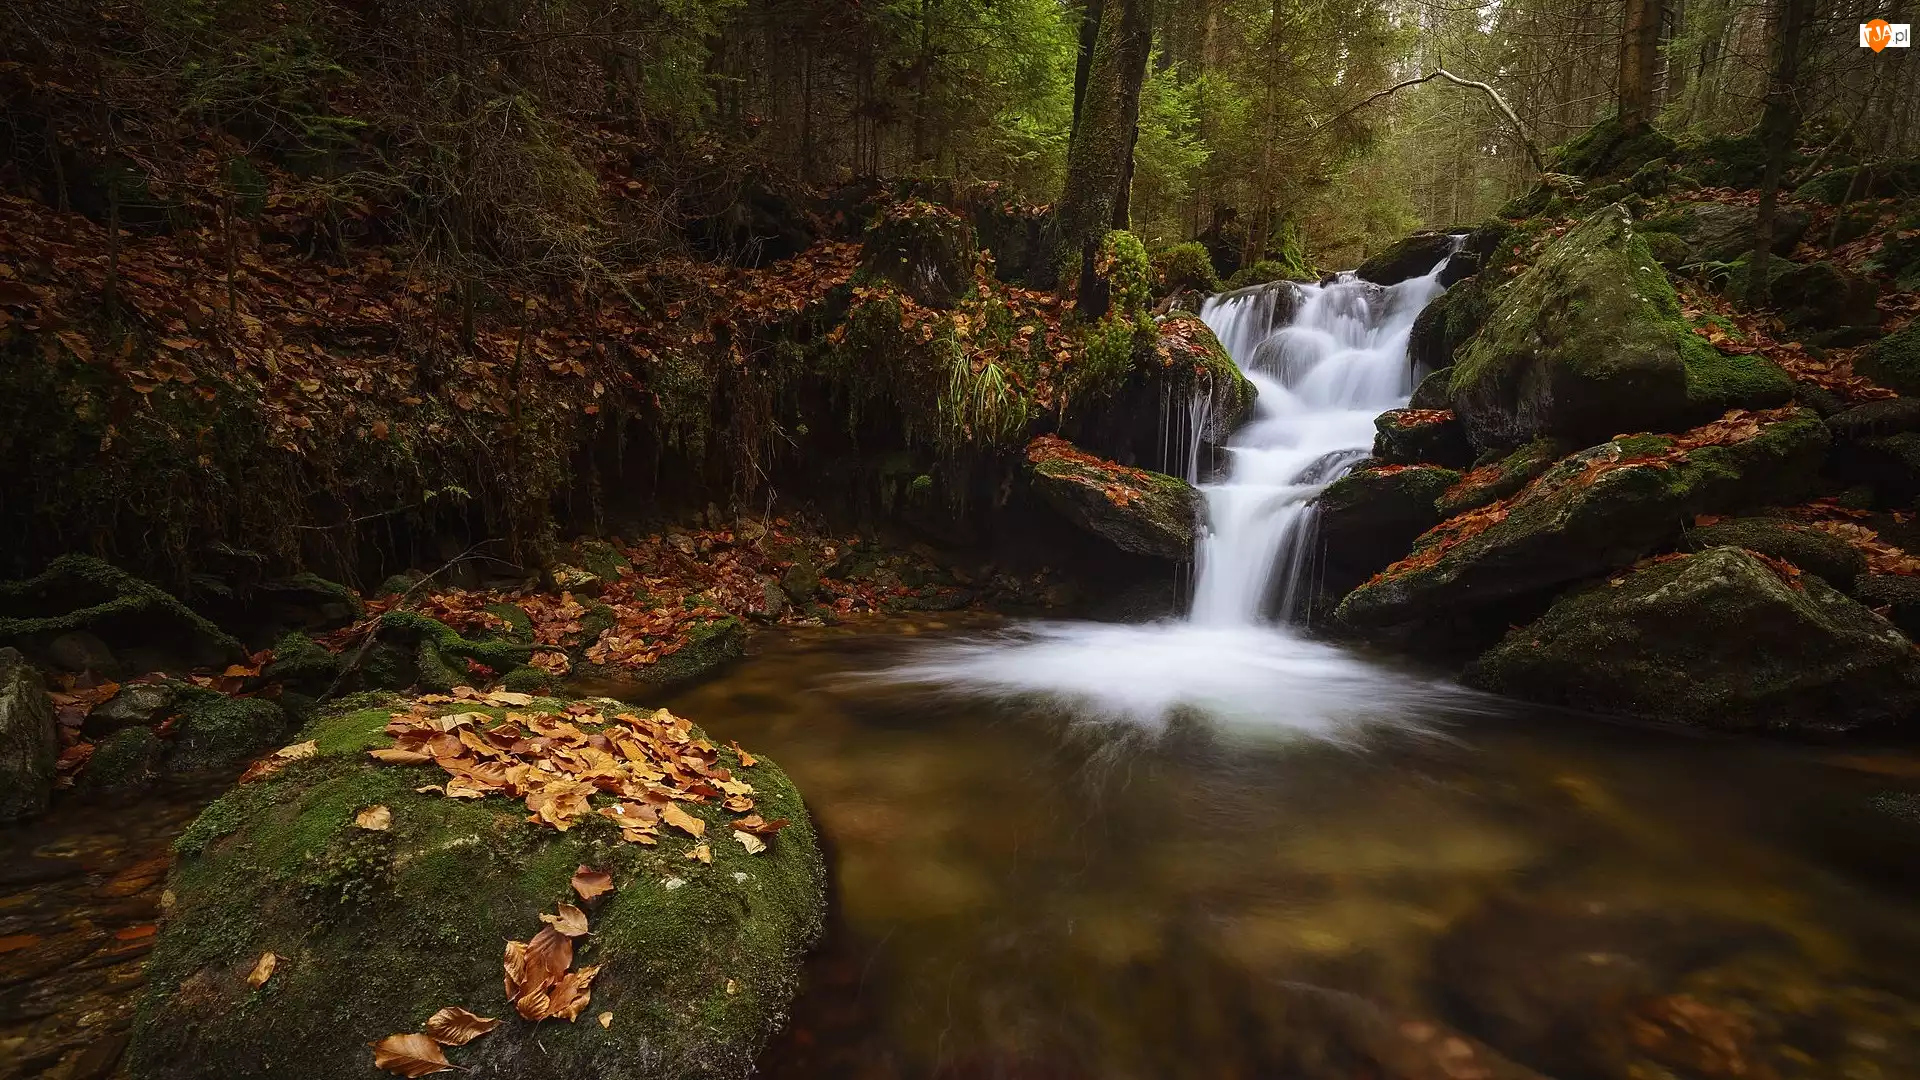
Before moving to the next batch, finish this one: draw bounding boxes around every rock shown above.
[548,565,603,596]
[749,577,791,623]
[1641,230,1691,272]
[1853,574,1920,638]
[1312,465,1459,604]
[1827,396,1920,439]
[1435,438,1568,517]
[1065,312,1257,471]
[83,680,179,736]
[1355,231,1459,286]
[46,631,119,676]
[0,648,58,823]
[1408,368,1452,410]
[376,611,533,693]
[1408,275,1491,375]
[1682,516,1867,590]
[1844,431,1920,504]
[1465,547,1920,733]
[1551,117,1677,180]
[615,616,748,692]
[254,573,363,634]
[1253,983,1551,1080]
[79,727,164,796]
[1792,159,1920,204]
[1372,409,1473,468]
[1336,409,1829,640]
[1856,323,1920,395]
[0,555,245,670]
[262,631,342,695]
[1639,201,1809,264]
[1447,205,1791,453]
[1766,260,1880,342]
[857,200,977,309]
[167,686,288,772]
[780,556,821,602]
[128,693,826,1080]
[1026,435,1200,561]
[1800,788,1920,892]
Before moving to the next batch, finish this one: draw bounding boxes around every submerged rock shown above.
[1026,435,1200,561]
[1448,205,1791,453]
[0,648,57,822]
[128,693,826,1080]
[1355,231,1458,286]
[1465,547,1920,733]
[1335,409,1828,639]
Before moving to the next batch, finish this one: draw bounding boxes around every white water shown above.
[871,252,1485,737]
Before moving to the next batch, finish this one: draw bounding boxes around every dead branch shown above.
[1324,69,1546,173]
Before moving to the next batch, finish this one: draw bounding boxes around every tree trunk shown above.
[1617,0,1663,125]
[1055,0,1155,316]
[1071,0,1105,142]
[1110,0,1155,230]
[1746,0,1815,310]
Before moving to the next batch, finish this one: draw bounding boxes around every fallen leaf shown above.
[597,1011,613,1029]
[240,740,319,783]
[731,813,790,835]
[424,1006,499,1046]
[355,805,392,831]
[661,803,705,839]
[547,964,601,1021]
[485,690,534,707]
[732,829,766,854]
[570,866,612,902]
[370,748,434,765]
[686,842,712,864]
[370,1033,454,1077]
[540,903,590,938]
[247,951,279,988]
[728,741,757,767]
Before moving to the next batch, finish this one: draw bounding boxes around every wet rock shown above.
[1434,438,1568,517]
[1356,231,1459,286]
[1409,368,1452,410]
[1856,323,1920,396]
[83,681,178,737]
[617,616,747,692]
[0,648,58,823]
[749,577,791,623]
[1448,205,1790,453]
[79,728,165,796]
[1372,409,1473,468]
[1826,395,1920,439]
[1064,313,1257,471]
[1639,201,1809,264]
[1026,436,1199,561]
[1312,465,1459,604]
[1257,983,1551,1080]
[1408,275,1491,375]
[129,693,826,1080]
[1682,515,1867,590]
[166,687,288,773]
[1337,410,1828,641]
[1466,547,1920,733]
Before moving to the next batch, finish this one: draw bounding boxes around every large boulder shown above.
[129,693,827,1080]
[1065,313,1257,472]
[1465,547,1920,733]
[1767,260,1881,342]
[1639,201,1810,266]
[1448,205,1792,453]
[0,647,58,822]
[1435,438,1570,517]
[1551,117,1677,180]
[1311,465,1459,604]
[1681,515,1867,590]
[1371,409,1473,468]
[1855,323,1920,395]
[1408,274,1493,375]
[1026,436,1200,561]
[1355,231,1458,286]
[1335,409,1829,639]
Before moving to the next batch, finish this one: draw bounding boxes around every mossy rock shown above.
[1792,160,1920,205]
[1549,117,1676,181]
[379,611,533,678]
[1435,437,1570,517]
[1641,230,1692,273]
[0,554,244,669]
[1222,259,1318,291]
[1763,260,1882,341]
[1681,516,1867,590]
[1372,409,1473,468]
[1853,574,1920,639]
[128,694,827,1080]
[1409,275,1493,375]
[1496,185,1553,221]
[1025,436,1200,561]
[501,665,554,694]
[1826,397,1920,440]
[80,726,165,795]
[856,200,978,310]
[168,685,289,773]
[597,617,748,695]
[1465,547,1920,733]
[0,649,57,823]
[1856,324,1920,396]
[264,631,341,694]
[1355,231,1458,286]
[1153,241,1220,296]
[1312,465,1460,605]
[483,603,536,642]
[1409,368,1453,410]
[1636,201,1808,266]
[1674,132,1779,189]
[1063,313,1256,469]
[1335,411,1831,639]
[1449,205,1784,453]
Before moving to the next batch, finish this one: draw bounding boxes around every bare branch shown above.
[1322,69,1547,173]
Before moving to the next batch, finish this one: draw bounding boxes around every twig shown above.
[1320,69,1546,173]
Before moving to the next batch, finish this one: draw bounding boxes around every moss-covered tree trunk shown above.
[1055,0,1155,319]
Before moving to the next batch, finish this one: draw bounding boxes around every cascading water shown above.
[869,246,1486,737]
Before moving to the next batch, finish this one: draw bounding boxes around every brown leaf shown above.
[539,903,590,938]
[731,813,790,836]
[247,951,279,988]
[370,747,434,765]
[424,1006,499,1047]
[661,802,705,839]
[732,829,767,854]
[370,1033,454,1077]
[547,964,601,1022]
[570,865,612,903]
[355,805,392,831]
[686,842,712,864]
[485,690,535,707]
[240,740,318,784]
[727,740,757,768]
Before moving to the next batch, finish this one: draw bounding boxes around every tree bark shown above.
[1746,0,1815,310]
[1055,0,1155,316]
[1071,0,1105,142]
[1617,0,1664,125]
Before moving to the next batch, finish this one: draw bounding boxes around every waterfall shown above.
[1191,256,1455,626]
[869,245,1483,735]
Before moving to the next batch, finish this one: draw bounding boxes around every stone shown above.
[1767,260,1880,342]
[128,693,827,1080]
[1408,368,1452,410]
[1355,231,1459,286]
[1311,465,1459,606]
[780,556,821,602]
[1026,435,1200,561]
[167,687,289,773]
[1408,275,1491,375]
[1466,547,1920,733]
[617,616,748,692]
[0,555,245,670]
[1447,205,1791,453]
[1856,324,1920,396]
[748,578,791,623]
[1682,516,1867,590]
[0,648,58,823]
[1064,312,1257,471]
[1434,438,1569,517]
[857,200,978,309]
[1826,396,1920,440]
[1853,573,1920,639]
[1550,116,1677,180]
[46,631,119,676]
[79,727,165,796]
[83,681,178,736]
[1371,409,1473,468]
[1336,410,1829,640]
[1639,201,1809,264]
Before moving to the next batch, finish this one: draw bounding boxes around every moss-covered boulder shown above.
[263,631,343,695]
[1063,314,1255,472]
[1026,436,1199,561]
[1792,160,1920,205]
[80,726,165,795]
[1856,324,1920,396]
[1681,516,1868,590]
[592,617,748,695]
[169,684,290,773]
[1409,274,1492,375]
[1448,205,1789,452]
[0,648,57,822]
[1551,118,1677,181]
[1766,260,1881,343]
[1355,231,1458,286]
[1637,201,1809,265]
[0,554,245,671]
[1372,409,1473,468]
[1435,438,1570,517]
[1311,465,1459,604]
[1465,547,1920,733]
[856,200,978,309]
[1335,409,1829,638]
[128,693,826,1080]
[1824,396,1920,440]
[1854,574,1920,638]
[377,612,534,693]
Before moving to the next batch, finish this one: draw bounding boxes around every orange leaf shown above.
[661,803,705,839]
[539,904,590,938]
[570,866,612,903]
[424,1006,499,1047]
[370,1033,454,1077]
[247,951,279,988]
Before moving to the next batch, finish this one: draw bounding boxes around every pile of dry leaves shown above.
[1026,435,1158,508]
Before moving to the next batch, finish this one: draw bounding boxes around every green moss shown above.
[631,616,747,691]
[501,665,552,693]
[1549,116,1677,180]
[379,610,532,672]
[0,554,243,661]
[483,603,535,641]
[1152,241,1220,295]
[1680,334,1794,416]
[1683,516,1866,589]
[130,694,827,1080]
[1097,230,1152,319]
[1858,325,1920,396]
[264,631,341,691]
[80,727,164,795]
[169,685,289,773]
